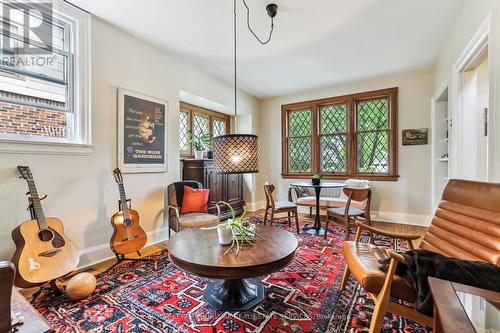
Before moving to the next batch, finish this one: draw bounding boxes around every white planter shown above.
[194,150,205,159]
[217,227,233,245]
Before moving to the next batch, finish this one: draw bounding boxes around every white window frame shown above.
[0,0,91,155]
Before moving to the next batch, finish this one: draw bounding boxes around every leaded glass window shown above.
[281,88,397,180]
[320,104,347,172]
[179,103,230,156]
[213,118,226,137]
[357,98,390,173]
[193,113,209,139]
[179,110,189,153]
[287,109,312,173]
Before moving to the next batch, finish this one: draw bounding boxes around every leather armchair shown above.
[341,179,500,332]
[166,181,221,236]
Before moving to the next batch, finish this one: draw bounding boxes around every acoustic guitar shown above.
[110,168,147,255]
[12,166,79,287]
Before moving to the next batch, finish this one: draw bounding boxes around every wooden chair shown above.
[263,184,300,234]
[340,179,500,332]
[325,187,372,240]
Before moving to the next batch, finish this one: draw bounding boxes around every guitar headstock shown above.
[113,168,123,184]
[18,166,33,180]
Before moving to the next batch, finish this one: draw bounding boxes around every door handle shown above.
[484,108,488,136]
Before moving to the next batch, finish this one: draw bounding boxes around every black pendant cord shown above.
[234,0,237,117]
[233,0,276,116]
[242,0,274,45]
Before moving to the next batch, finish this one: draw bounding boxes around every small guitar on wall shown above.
[12,166,79,288]
[111,168,147,255]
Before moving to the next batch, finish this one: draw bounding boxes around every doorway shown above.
[451,17,491,181]
[459,47,489,180]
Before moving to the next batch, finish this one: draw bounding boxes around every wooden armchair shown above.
[326,187,371,240]
[341,179,500,332]
[166,181,221,236]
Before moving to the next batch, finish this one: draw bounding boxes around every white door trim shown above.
[451,14,492,180]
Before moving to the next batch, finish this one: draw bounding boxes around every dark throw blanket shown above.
[378,249,500,316]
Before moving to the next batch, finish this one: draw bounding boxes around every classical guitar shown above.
[110,168,147,255]
[12,166,79,287]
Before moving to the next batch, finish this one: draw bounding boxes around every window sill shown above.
[281,173,399,181]
[0,138,93,155]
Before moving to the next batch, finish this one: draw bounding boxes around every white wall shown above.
[255,69,434,226]
[0,17,259,267]
[434,0,499,87]
[434,0,500,181]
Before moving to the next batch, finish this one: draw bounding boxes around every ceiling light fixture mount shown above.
[213,1,278,174]
[266,4,278,18]
[242,0,278,45]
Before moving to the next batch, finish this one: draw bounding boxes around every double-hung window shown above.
[282,88,398,180]
[0,0,90,151]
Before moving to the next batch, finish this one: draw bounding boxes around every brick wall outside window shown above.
[0,91,67,138]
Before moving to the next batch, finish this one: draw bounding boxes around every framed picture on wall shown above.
[118,88,168,173]
[402,128,428,146]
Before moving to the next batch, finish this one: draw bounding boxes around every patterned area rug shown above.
[30,217,430,332]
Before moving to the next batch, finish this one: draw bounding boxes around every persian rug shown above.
[30,217,431,333]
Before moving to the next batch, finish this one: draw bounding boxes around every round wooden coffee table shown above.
[167,225,298,311]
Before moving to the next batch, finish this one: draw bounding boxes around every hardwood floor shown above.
[19,209,427,298]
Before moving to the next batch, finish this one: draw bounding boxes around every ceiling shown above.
[68,0,465,99]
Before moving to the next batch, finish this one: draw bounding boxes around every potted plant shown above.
[187,132,211,159]
[203,202,264,256]
[206,139,214,159]
[311,173,322,185]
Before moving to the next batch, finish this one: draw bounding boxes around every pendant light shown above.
[213,0,278,174]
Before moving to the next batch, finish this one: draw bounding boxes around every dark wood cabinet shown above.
[182,159,244,220]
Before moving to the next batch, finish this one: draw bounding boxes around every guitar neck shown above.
[118,183,130,219]
[26,179,48,230]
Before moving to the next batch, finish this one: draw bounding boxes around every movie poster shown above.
[118,89,168,173]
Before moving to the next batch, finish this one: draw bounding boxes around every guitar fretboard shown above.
[27,179,48,230]
[117,182,130,219]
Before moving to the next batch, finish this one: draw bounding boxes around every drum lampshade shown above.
[213,134,258,173]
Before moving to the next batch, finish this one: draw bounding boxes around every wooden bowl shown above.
[65,272,96,301]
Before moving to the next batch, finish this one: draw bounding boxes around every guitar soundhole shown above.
[38,229,54,242]
[124,218,133,227]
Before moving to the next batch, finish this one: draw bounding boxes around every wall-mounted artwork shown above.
[402,128,428,146]
[118,88,168,173]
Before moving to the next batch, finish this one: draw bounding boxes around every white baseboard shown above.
[247,202,432,227]
[77,226,169,269]
[246,201,266,212]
